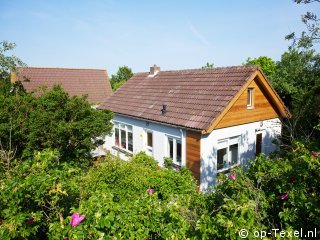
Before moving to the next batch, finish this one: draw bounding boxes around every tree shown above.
[286,0,320,49]
[110,66,133,91]
[201,62,214,69]
[0,85,114,160]
[244,56,276,79]
[0,41,26,95]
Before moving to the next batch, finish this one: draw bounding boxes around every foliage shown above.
[163,157,174,169]
[286,0,320,49]
[0,41,26,96]
[110,66,133,91]
[0,149,82,239]
[202,62,214,69]
[0,150,199,239]
[0,85,113,160]
[244,56,276,79]
[247,144,320,235]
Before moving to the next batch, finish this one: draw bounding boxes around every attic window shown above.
[247,88,254,109]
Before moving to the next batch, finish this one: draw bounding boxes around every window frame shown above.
[113,121,133,153]
[247,88,254,109]
[217,136,240,172]
[167,136,182,166]
[144,130,154,156]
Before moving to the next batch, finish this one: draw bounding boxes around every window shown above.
[217,136,240,171]
[147,131,153,148]
[145,131,153,155]
[247,88,253,108]
[167,137,182,165]
[114,121,133,152]
[255,133,262,156]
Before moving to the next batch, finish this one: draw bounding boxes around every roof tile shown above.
[99,66,257,130]
[14,67,113,103]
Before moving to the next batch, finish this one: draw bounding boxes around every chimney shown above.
[161,104,167,115]
[149,64,160,76]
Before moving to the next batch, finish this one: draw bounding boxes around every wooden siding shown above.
[186,130,201,184]
[215,77,279,129]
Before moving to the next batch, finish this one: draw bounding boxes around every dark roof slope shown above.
[99,66,258,130]
[13,67,113,103]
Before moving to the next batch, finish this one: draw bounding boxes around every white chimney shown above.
[149,64,160,76]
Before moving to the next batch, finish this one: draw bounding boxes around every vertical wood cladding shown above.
[186,130,201,184]
[216,77,279,129]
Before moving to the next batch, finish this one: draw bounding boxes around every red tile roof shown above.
[13,67,113,103]
[98,66,259,131]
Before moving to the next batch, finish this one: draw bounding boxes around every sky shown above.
[1,0,319,75]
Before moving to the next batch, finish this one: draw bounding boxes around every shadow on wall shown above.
[201,127,279,190]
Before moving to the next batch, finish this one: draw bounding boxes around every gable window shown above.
[168,137,182,165]
[247,88,254,109]
[145,131,153,155]
[114,122,133,152]
[217,136,240,171]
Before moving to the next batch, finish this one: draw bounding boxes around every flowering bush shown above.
[0,144,319,239]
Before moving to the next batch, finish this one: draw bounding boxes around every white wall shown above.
[103,114,186,166]
[200,118,282,190]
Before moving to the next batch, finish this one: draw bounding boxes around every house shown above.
[98,65,290,190]
[11,67,113,104]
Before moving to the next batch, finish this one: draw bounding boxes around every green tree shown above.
[202,62,214,69]
[110,66,133,91]
[0,85,113,160]
[244,56,276,79]
[0,41,26,95]
[286,0,320,49]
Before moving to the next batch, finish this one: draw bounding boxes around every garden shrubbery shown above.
[0,143,319,239]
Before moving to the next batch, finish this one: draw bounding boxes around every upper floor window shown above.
[247,88,254,109]
[168,137,182,165]
[114,122,133,152]
[217,136,240,171]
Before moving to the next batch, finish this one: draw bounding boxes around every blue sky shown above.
[1,0,319,75]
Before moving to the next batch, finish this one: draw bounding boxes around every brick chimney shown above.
[149,64,160,76]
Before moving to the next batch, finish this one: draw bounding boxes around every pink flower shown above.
[312,151,318,158]
[26,217,34,225]
[175,167,180,171]
[290,176,295,183]
[147,187,153,194]
[70,212,85,227]
[280,192,289,200]
[229,173,236,179]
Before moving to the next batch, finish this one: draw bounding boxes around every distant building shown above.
[11,67,113,104]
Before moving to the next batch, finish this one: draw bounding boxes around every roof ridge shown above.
[17,66,107,71]
[134,65,257,75]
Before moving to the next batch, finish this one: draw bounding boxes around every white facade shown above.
[103,115,282,191]
[103,114,187,167]
[200,118,282,190]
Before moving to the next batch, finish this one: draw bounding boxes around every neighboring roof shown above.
[98,66,289,131]
[12,67,113,103]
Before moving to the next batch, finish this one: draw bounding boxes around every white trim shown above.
[247,88,253,109]
[216,135,240,172]
[114,121,133,153]
[167,136,182,165]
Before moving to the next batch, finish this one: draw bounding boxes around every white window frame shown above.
[217,136,240,172]
[144,130,153,156]
[247,88,254,109]
[167,136,182,165]
[113,121,133,153]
